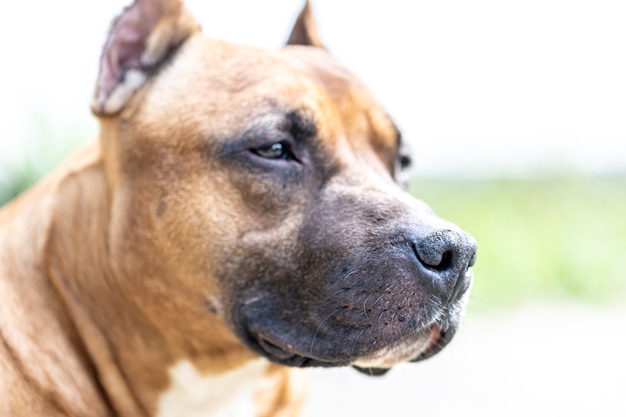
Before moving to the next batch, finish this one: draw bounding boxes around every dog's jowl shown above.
[0,0,477,416]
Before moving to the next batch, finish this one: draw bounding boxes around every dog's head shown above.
[93,0,476,376]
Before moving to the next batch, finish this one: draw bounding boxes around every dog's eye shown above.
[399,154,412,170]
[253,142,293,160]
[395,148,413,189]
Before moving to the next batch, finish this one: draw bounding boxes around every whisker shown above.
[371,294,386,310]
[349,328,366,361]
[389,313,397,344]
[362,294,372,321]
[377,311,388,345]
[319,287,351,304]
[341,269,359,282]
[309,307,345,354]
[377,311,385,326]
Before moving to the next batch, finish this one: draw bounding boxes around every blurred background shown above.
[1,0,625,415]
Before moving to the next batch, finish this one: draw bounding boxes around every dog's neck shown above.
[32,141,262,415]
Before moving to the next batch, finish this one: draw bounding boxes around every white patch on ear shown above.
[156,358,269,417]
[97,69,147,115]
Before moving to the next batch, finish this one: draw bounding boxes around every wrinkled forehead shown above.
[137,34,399,161]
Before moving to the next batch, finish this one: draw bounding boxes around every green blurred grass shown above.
[410,176,626,311]
[0,119,88,207]
[2,134,625,310]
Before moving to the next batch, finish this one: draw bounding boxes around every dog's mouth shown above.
[352,323,455,375]
[246,320,453,374]
[247,329,333,368]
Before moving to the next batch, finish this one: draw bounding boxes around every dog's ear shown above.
[92,0,200,115]
[286,1,324,48]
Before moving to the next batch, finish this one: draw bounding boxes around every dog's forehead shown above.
[138,34,398,156]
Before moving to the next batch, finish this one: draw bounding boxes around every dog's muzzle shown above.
[235,224,477,374]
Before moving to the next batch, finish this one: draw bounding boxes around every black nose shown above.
[413,229,477,300]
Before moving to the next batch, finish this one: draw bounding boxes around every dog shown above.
[0,0,477,416]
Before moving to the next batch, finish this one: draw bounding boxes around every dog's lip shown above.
[351,325,447,376]
[246,327,342,367]
[424,324,442,351]
[352,323,445,372]
[255,334,300,361]
[411,324,454,362]
[248,320,453,369]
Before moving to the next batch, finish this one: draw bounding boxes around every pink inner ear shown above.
[97,0,162,104]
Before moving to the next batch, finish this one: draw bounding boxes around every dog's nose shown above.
[413,229,477,300]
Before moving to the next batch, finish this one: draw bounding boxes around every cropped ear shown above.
[286,0,324,49]
[92,0,200,115]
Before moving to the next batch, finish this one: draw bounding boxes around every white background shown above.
[1,0,625,177]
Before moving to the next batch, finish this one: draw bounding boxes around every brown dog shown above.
[0,0,477,416]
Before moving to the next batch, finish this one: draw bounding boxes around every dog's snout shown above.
[412,229,477,302]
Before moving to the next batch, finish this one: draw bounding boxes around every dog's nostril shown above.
[421,249,454,272]
[414,229,476,275]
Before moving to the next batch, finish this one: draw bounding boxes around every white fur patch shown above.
[101,69,147,114]
[156,358,269,417]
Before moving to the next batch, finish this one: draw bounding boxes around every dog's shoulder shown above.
[0,140,112,415]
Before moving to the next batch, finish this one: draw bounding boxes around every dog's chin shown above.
[351,324,453,376]
[245,322,454,376]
